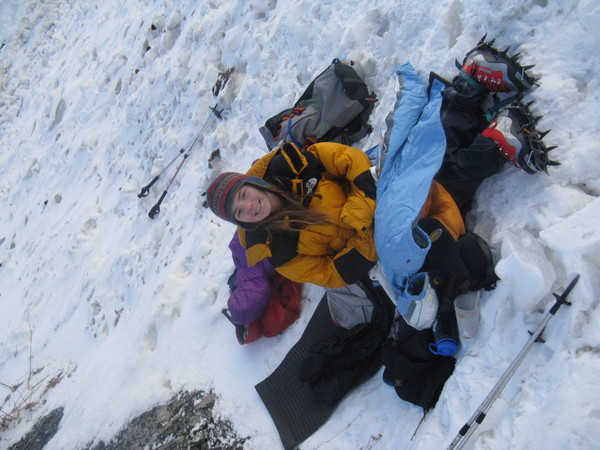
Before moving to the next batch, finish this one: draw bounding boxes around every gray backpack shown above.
[259,60,377,150]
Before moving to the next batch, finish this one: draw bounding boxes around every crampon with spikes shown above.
[459,35,539,94]
[482,101,560,174]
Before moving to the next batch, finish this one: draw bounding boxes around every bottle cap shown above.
[429,337,458,357]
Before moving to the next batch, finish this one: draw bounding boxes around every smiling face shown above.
[230,184,280,223]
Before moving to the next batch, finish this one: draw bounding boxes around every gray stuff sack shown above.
[326,283,374,330]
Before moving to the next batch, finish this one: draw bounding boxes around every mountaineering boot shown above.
[460,37,538,94]
[482,101,560,174]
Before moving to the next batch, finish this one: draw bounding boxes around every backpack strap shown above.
[266,143,324,200]
[280,142,309,177]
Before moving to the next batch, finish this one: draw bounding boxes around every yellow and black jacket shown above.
[238,142,378,288]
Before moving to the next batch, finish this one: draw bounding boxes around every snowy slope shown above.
[1,0,599,449]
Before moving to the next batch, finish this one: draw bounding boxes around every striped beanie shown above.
[206,172,272,224]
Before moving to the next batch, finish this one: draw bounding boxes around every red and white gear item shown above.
[461,36,537,94]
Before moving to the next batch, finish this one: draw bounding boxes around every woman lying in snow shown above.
[207,39,556,347]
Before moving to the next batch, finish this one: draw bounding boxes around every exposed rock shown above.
[91,390,247,449]
[9,407,64,450]
[7,391,246,450]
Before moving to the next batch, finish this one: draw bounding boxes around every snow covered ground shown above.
[1,0,599,448]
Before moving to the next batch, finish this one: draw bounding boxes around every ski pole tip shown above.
[563,274,581,296]
[571,273,581,284]
[148,206,159,219]
[551,274,581,312]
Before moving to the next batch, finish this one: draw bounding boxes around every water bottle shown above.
[454,291,480,338]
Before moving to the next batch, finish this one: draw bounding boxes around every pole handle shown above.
[148,190,168,219]
[138,175,159,198]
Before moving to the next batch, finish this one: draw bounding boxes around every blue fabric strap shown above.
[287,116,303,148]
[484,94,520,122]
[455,59,486,94]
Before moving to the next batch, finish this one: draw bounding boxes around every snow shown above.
[1,0,599,449]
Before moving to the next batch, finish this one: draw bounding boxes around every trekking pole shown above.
[140,104,224,219]
[137,147,188,199]
[447,274,580,450]
[148,152,189,219]
[145,131,202,219]
[137,113,214,199]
